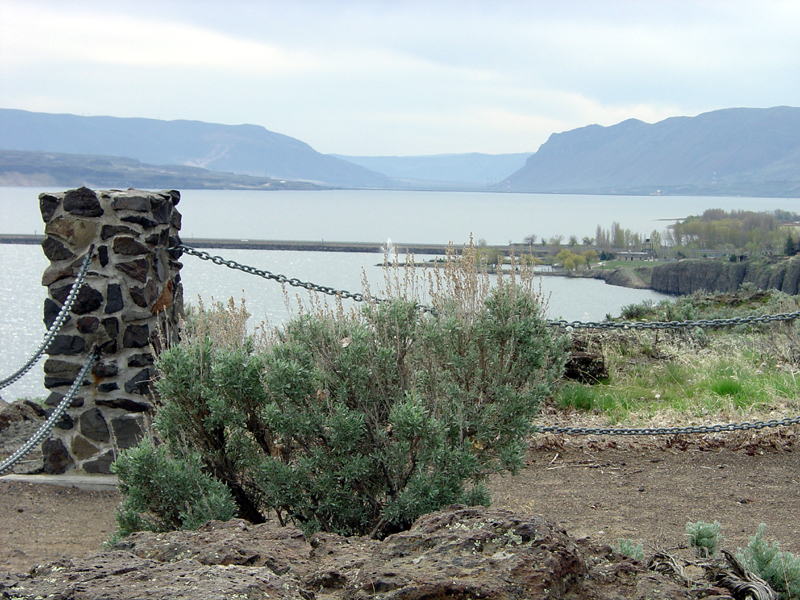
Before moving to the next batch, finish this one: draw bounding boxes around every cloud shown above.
[0,2,321,74]
[1,0,799,155]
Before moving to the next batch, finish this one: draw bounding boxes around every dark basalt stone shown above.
[39,193,60,223]
[82,450,116,474]
[98,245,109,267]
[127,352,154,367]
[111,414,145,448]
[44,392,84,408]
[99,339,118,355]
[101,224,138,240]
[102,316,120,338]
[49,410,74,430]
[145,228,170,247]
[97,382,119,393]
[116,258,150,282]
[123,324,150,348]
[42,237,76,261]
[93,361,119,378]
[96,397,151,412]
[43,298,69,329]
[76,316,100,333]
[151,200,171,224]
[42,438,74,474]
[122,214,157,229]
[113,236,150,256]
[124,367,155,394]
[105,283,123,313]
[80,407,110,443]
[51,282,103,315]
[130,279,160,308]
[112,194,149,212]
[63,187,103,217]
[47,335,87,356]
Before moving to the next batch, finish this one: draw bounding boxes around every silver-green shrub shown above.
[116,247,567,538]
[738,524,800,600]
[686,520,723,557]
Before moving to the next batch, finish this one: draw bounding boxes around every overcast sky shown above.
[1,0,799,156]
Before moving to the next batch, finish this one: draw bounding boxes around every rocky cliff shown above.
[650,256,800,295]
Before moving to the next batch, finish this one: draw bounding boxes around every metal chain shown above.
[0,346,99,474]
[177,244,439,312]
[537,415,800,436]
[177,245,800,330]
[546,312,800,330]
[0,246,94,390]
[178,245,800,437]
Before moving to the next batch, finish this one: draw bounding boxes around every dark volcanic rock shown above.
[0,507,697,600]
[564,336,608,383]
[650,256,800,295]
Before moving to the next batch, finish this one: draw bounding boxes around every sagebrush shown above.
[113,243,568,538]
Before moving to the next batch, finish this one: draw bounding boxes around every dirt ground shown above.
[2,430,799,576]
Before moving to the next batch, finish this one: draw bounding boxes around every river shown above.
[4,186,795,401]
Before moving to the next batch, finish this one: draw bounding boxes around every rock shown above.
[0,400,45,430]
[82,449,116,474]
[63,186,103,217]
[0,507,698,600]
[651,255,800,295]
[42,438,74,474]
[39,192,60,222]
[122,324,150,348]
[113,236,150,256]
[44,215,98,248]
[564,336,607,383]
[50,281,104,315]
[105,282,124,313]
[110,414,145,448]
[79,407,110,443]
[41,236,76,261]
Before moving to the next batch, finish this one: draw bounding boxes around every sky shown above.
[1,0,799,156]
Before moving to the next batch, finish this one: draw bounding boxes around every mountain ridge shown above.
[0,109,391,188]
[503,106,800,195]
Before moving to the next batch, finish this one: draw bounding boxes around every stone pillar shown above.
[38,187,183,474]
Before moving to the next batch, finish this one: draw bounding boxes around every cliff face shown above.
[650,257,800,295]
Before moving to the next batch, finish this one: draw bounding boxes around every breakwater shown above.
[0,234,452,255]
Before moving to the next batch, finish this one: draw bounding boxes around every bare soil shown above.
[2,431,799,575]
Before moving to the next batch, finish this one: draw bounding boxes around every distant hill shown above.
[0,149,322,190]
[0,109,391,188]
[332,152,532,188]
[503,106,800,197]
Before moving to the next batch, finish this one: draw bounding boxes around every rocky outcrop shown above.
[650,256,800,295]
[0,507,701,600]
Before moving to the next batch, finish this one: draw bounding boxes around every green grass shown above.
[554,312,800,426]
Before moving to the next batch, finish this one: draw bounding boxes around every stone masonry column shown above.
[38,187,183,474]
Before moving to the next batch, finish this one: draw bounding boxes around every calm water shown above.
[4,186,795,401]
[4,187,800,245]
